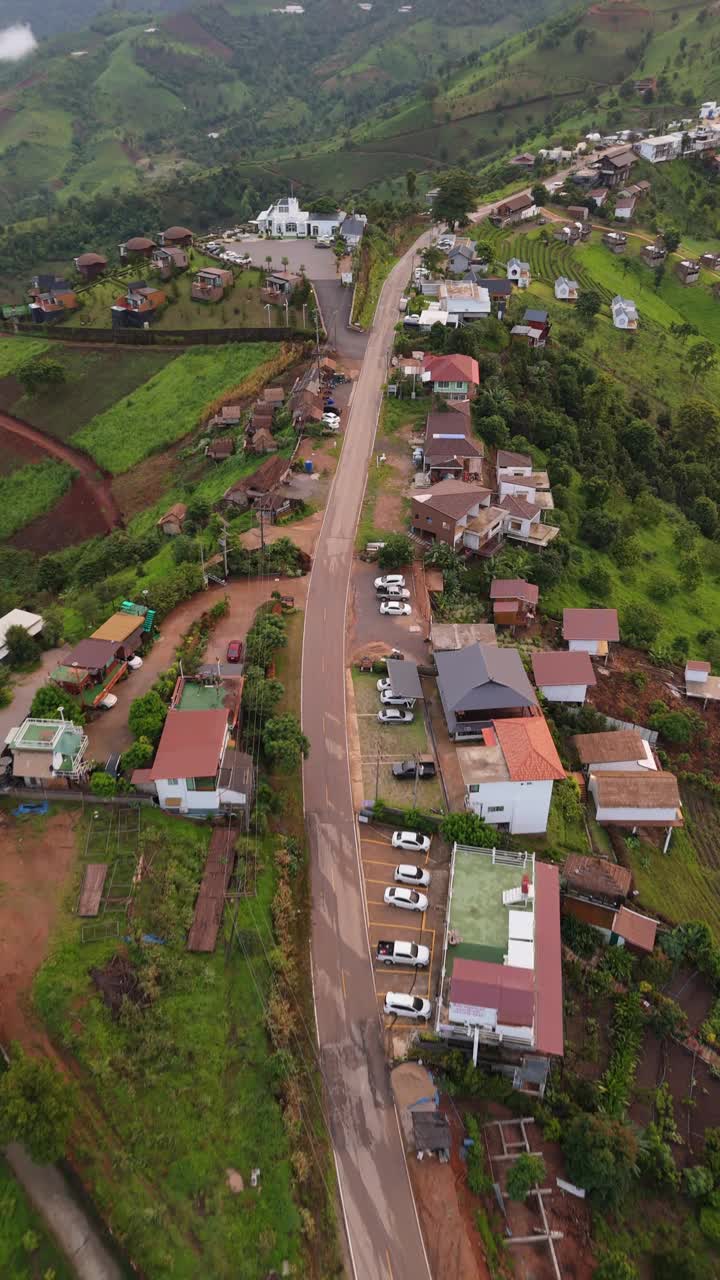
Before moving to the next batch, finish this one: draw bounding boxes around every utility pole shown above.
[413,753,420,808]
[375,746,380,801]
[314,308,322,381]
[259,505,265,555]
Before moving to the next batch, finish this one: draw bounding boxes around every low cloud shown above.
[0,23,38,62]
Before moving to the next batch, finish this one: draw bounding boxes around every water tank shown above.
[304,459,313,474]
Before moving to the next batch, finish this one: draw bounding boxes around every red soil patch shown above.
[0,809,79,1054]
[0,106,15,130]
[162,13,233,61]
[587,1,651,23]
[587,646,720,775]
[10,473,115,551]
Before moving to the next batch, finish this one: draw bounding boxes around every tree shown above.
[531,183,548,206]
[120,736,154,774]
[405,170,417,200]
[692,495,718,538]
[16,358,66,396]
[244,614,287,666]
[475,412,509,447]
[440,811,494,846]
[171,534,198,565]
[688,339,716,386]
[4,624,39,667]
[0,1046,75,1164]
[30,684,84,725]
[128,691,167,745]
[432,169,479,228]
[580,510,621,549]
[90,770,117,796]
[263,713,310,769]
[242,666,284,723]
[620,602,662,650]
[576,290,601,324]
[184,495,211,531]
[506,1154,546,1200]
[674,397,720,452]
[679,546,703,590]
[594,1253,638,1280]
[662,227,681,253]
[649,710,694,744]
[580,564,612,599]
[562,1112,638,1206]
[377,534,413,570]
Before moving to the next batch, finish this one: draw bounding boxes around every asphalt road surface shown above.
[301,229,434,1280]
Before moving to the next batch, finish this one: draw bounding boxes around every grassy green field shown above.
[0,459,75,540]
[0,1155,74,1280]
[0,348,176,440]
[625,827,720,942]
[0,337,50,376]
[33,808,303,1279]
[72,343,280,473]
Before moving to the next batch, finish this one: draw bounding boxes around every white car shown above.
[394,863,431,888]
[378,708,414,724]
[392,831,432,855]
[384,992,432,1020]
[384,886,428,912]
[379,601,411,616]
[127,655,143,671]
[375,575,405,589]
[380,690,413,707]
[322,413,340,425]
[98,693,118,710]
[376,677,392,692]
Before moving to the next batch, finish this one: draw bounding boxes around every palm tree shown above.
[281,255,289,272]
[265,253,273,273]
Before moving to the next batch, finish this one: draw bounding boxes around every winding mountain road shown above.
[301,232,434,1279]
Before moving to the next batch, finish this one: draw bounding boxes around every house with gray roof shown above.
[340,214,366,246]
[435,642,537,739]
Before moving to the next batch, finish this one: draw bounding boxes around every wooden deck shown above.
[187,828,235,952]
[78,863,108,917]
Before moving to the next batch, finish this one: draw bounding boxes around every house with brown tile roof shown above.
[157,503,187,535]
[589,771,682,835]
[573,729,656,772]
[563,853,632,905]
[422,408,483,479]
[411,480,491,547]
[206,437,235,461]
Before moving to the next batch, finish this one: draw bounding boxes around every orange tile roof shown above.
[493,716,565,782]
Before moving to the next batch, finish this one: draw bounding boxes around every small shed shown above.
[611,905,657,954]
[157,503,187,536]
[206,437,235,461]
[532,650,596,704]
[386,658,423,704]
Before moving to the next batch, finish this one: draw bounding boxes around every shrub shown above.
[0,1045,76,1162]
[90,771,118,796]
[594,1252,638,1280]
[562,1112,638,1205]
[700,1206,720,1243]
[440,811,494,846]
[377,533,414,570]
[3,624,39,667]
[506,1153,545,1200]
[128,691,167,745]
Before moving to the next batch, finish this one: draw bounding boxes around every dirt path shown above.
[0,410,121,532]
[0,809,79,1054]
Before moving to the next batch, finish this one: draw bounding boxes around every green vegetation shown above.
[0,1046,76,1164]
[352,226,397,330]
[33,808,307,1279]
[625,827,720,942]
[0,337,50,376]
[0,1155,74,1280]
[0,459,75,540]
[73,343,281,472]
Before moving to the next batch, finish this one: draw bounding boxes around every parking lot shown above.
[359,823,450,1028]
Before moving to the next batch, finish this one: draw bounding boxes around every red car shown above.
[226,640,243,663]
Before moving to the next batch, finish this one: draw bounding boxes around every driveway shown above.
[0,647,65,743]
[227,235,368,361]
[84,576,307,763]
[349,561,430,666]
[301,223,434,1280]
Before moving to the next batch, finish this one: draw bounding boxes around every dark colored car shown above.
[392,759,437,780]
[226,640,243,663]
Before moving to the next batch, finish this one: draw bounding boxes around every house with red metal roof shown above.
[421,352,480,400]
[436,846,563,1092]
[562,607,619,657]
[145,708,253,817]
[532,650,596,703]
[455,711,565,835]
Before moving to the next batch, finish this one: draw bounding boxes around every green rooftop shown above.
[176,682,227,712]
[448,847,534,969]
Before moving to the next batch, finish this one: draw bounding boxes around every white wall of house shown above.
[539,682,588,703]
[465,778,554,834]
[499,477,537,501]
[505,512,540,541]
[156,778,220,813]
[568,637,601,654]
[462,515,504,552]
[498,463,532,477]
[448,1001,534,1042]
[593,801,677,824]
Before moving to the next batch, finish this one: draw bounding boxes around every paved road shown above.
[302,229,433,1280]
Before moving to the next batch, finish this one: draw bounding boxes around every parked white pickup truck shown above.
[376,940,430,967]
